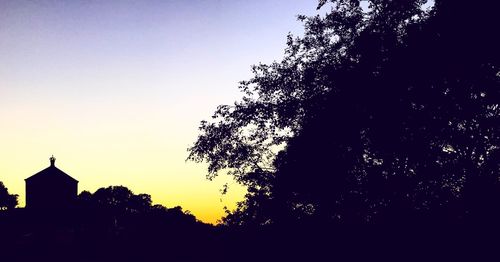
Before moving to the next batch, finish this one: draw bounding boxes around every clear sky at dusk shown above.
[0,0,318,223]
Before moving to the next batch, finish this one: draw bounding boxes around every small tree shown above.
[0,182,18,210]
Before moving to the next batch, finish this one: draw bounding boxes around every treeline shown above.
[0,184,218,262]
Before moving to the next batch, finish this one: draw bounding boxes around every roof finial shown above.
[50,155,56,166]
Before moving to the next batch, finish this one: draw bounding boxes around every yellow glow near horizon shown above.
[0,142,246,224]
[0,0,318,224]
[0,95,247,224]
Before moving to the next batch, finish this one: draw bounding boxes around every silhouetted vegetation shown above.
[0,185,216,262]
[190,0,500,229]
[2,0,500,260]
[0,181,18,210]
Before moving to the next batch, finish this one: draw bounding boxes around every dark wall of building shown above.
[25,177,77,209]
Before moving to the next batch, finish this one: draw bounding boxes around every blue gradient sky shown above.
[0,0,318,223]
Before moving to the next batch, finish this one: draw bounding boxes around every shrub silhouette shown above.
[0,181,18,210]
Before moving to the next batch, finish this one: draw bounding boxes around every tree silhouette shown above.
[76,186,197,224]
[0,181,18,210]
[189,0,500,225]
[92,186,151,212]
[0,184,214,262]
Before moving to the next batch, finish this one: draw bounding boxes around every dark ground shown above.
[1,209,499,262]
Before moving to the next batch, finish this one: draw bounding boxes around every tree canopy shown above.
[86,186,152,213]
[77,186,197,222]
[189,0,500,225]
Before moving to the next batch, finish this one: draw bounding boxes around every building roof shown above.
[25,156,78,183]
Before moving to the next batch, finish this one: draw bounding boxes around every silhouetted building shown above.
[25,156,78,209]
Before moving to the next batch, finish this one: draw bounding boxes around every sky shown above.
[0,0,319,224]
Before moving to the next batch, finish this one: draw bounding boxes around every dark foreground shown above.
[1,209,499,262]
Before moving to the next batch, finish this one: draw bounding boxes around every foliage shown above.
[1,186,211,262]
[190,0,500,225]
[77,186,196,221]
[90,186,152,213]
[0,181,18,210]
